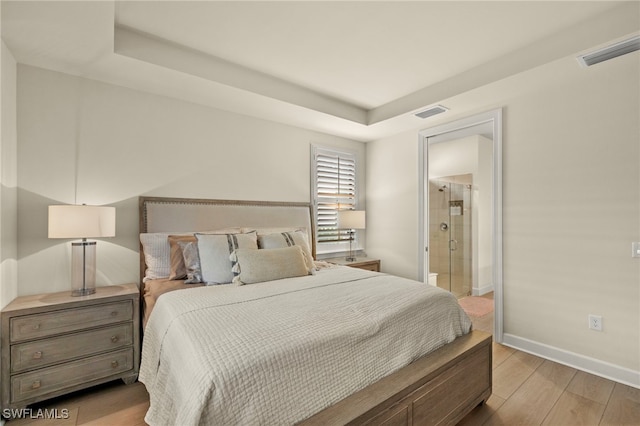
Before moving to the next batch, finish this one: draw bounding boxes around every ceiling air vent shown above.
[414,105,448,119]
[577,35,640,67]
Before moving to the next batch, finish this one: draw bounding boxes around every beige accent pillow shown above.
[168,235,196,280]
[231,246,310,285]
[257,230,315,272]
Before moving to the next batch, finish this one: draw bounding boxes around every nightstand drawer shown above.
[11,324,133,373]
[324,257,380,272]
[10,301,132,342]
[10,348,133,404]
[355,261,380,272]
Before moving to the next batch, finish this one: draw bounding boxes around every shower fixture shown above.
[438,185,447,192]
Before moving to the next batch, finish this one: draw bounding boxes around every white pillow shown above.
[257,230,315,272]
[231,246,310,285]
[140,232,186,282]
[196,232,258,284]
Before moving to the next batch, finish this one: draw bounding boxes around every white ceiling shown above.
[2,1,638,141]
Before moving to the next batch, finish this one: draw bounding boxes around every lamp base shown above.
[71,287,96,296]
[346,231,356,262]
[71,241,97,297]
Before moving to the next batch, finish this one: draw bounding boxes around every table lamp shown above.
[337,210,365,262]
[48,205,116,296]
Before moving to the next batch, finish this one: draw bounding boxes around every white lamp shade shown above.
[338,210,366,229]
[48,205,116,238]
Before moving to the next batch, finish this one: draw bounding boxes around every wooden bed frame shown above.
[139,196,492,425]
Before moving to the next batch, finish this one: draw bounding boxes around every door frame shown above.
[418,108,503,342]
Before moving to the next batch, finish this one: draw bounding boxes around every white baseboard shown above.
[472,284,494,296]
[502,333,640,389]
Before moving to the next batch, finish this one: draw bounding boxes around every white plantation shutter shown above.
[313,146,357,245]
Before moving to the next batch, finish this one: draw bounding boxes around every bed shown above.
[137,196,492,425]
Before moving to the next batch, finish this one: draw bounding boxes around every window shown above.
[312,145,358,251]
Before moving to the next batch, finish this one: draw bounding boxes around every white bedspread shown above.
[139,267,472,426]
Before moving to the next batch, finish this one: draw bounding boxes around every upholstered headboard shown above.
[138,196,315,287]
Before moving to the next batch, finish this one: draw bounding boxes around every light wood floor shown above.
[7,301,640,425]
[460,296,640,425]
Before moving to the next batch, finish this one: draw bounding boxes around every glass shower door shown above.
[429,177,472,298]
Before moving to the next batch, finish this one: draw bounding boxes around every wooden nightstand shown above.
[1,284,140,410]
[325,257,381,272]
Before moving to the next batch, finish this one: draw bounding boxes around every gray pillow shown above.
[196,232,258,284]
[178,241,203,284]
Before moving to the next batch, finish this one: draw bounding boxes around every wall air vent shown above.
[577,35,640,67]
[414,105,448,119]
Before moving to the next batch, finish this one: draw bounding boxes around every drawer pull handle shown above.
[32,351,43,359]
[111,335,119,343]
[111,360,119,368]
[32,324,40,330]
[110,311,118,317]
[31,380,41,389]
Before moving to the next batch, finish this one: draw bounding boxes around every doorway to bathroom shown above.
[428,175,473,298]
[418,108,503,342]
[425,127,494,298]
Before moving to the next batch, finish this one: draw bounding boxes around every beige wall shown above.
[502,53,639,377]
[367,53,639,377]
[366,129,420,279]
[1,40,18,310]
[16,65,364,296]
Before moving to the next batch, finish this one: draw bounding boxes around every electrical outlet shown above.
[588,314,603,331]
[632,242,640,258]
